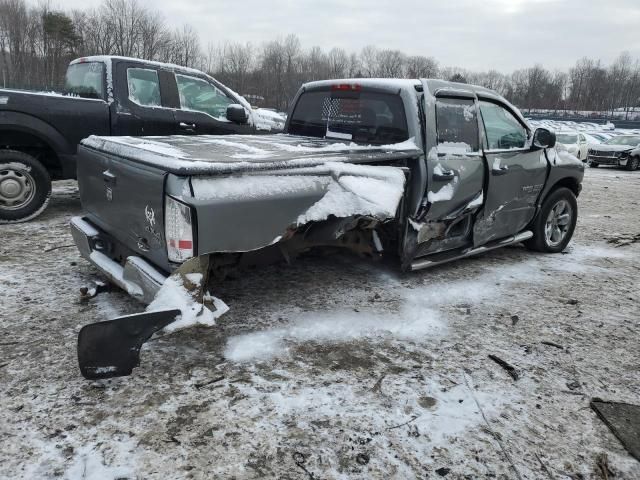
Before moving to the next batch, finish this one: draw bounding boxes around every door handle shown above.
[492,166,509,176]
[433,170,455,180]
[102,169,116,184]
[179,122,196,130]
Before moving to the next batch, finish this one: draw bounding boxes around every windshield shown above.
[605,135,640,146]
[288,89,409,145]
[64,62,105,100]
[556,133,578,144]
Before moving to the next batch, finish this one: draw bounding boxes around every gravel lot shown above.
[1,167,639,479]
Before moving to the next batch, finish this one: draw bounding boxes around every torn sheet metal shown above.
[185,162,407,254]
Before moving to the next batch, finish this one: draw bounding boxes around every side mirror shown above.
[226,104,248,124]
[532,128,556,150]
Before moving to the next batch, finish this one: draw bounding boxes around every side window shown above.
[479,101,527,150]
[436,98,479,153]
[175,74,234,119]
[127,68,161,107]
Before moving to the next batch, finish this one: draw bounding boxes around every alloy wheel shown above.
[544,199,573,248]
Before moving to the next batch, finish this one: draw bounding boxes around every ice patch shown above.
[64,441,136,480]
[226,295,445,363]
[224,249,588,363]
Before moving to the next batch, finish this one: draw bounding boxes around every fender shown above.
[0,111,73,155]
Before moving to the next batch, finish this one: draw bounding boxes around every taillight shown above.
[165,195,194,263]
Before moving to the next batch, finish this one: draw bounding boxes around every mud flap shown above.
[77,256,212,380]
[78,309,180,379]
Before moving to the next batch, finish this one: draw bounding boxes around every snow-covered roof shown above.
[70,56,206,77]
[302,78,422,91]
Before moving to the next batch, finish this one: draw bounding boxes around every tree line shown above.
[1,0,639,117]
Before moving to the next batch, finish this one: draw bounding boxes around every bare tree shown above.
[327,47,348,78]
[360,45,378,77]
[376,49,405,78]
[405,55,438,78]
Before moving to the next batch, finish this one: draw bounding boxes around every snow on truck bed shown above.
[80,134,421,175]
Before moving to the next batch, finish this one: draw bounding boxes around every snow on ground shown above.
[1,167,640,479]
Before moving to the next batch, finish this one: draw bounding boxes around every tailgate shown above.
[77,144,169,270]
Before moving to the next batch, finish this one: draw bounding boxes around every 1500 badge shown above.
[522,184,543,194]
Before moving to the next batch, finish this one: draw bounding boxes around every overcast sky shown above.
[57,0,640,72]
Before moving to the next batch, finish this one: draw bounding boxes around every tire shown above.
[0,150,51,224]
[589,161,599,168]
[625,156,639,171]
[525,187,578,253]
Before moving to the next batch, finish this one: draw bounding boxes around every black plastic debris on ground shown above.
[591,399,640,462]
[488,354,519,380]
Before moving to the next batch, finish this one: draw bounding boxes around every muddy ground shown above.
[1,167,639,479]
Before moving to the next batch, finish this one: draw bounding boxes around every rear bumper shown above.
[70,216,167,304]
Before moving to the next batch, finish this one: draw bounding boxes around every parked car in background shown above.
[585,132,612,143]
[0,56,279,223]
[587,134,640,170]
[253,108,286,131]
[556,131,590,161]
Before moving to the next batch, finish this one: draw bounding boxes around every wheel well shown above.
[0,130,62,179]
[548,177,580,197]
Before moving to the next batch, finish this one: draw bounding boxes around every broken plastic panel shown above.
[77,309,180,379]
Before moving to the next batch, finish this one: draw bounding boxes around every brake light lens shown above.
[331,84,362,91]
[165,195,194,263]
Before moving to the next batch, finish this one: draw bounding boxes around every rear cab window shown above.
[288,87,409,145]
[435,98,479,153]
[127,68,161,107]
[64,62,106,100]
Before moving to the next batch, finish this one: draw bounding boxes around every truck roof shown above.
[302,78,422,92]
[300,78,500,98]
[70,56,207,77]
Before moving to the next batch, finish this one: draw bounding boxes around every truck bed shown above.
[80,134,422,175]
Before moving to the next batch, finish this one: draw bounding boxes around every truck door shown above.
[171,73,253,135]
[111,63,176,136]
[413,94,485,258]
[473,99,548,245]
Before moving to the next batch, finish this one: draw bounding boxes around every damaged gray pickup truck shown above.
[71,78,584,379]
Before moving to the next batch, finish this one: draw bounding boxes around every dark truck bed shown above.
[72,133,422,302]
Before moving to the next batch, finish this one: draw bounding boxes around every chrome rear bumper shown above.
[70,216,167,304]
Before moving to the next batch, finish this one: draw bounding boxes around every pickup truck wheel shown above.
[588,161,599,168]
[0,150,51,223]
[625,156,639,171]
[525,187,577,253]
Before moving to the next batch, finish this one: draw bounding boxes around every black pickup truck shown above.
[0,56,272,223]
[71,78,586,378]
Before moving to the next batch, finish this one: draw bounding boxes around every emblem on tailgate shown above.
[105,187,113,201]
[145,205,156,227]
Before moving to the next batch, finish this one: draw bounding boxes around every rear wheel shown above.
[525,187,577,253]
[589,161,599,168]
[625,156,639,171]
[0,150,51,223]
